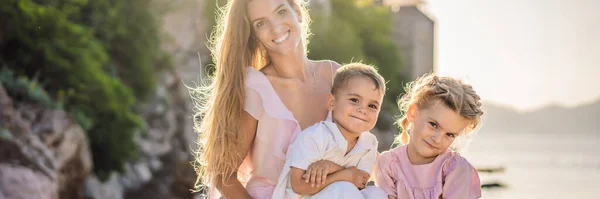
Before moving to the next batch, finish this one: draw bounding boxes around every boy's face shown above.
[328,76,383,135]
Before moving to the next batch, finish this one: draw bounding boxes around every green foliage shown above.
[202,0,227,70]
[75,0,166,101]
[0,128,12,140]
[308,0,407,125]
[0,0,170,180]
[308,13,366,63]
[204,0,227,28]
[0,66,62,109]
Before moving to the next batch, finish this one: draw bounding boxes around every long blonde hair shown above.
[190,0,312,191]
[396,74,484,146]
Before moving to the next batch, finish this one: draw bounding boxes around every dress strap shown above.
[329,61,335,86]
[327,61,335,122]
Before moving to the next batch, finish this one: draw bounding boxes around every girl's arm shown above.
[214,111,257,199]
[441,156,482,199]
[373,152,399,199]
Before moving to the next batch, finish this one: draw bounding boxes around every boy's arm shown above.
[289,124,348,185]
[287,125,325,172]
[302,160,344,179]
[356,149,377,181]
[356,137,379,176]
[325,160,345,174]
[301,159,347,187]
[290,166,350,195]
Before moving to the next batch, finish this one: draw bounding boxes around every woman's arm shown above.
[214,111,257,199]
[214,173,251,199]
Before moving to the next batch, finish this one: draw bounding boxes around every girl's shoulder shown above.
[378,145,406,164]
[441,151,477,176]
[440,151,482,197]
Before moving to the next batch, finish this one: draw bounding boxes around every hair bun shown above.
[431,75,441,84]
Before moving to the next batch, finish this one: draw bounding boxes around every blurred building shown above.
[309,0,332,16]
[376,0,435,79]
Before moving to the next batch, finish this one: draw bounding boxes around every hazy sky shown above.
[423,0,600,111]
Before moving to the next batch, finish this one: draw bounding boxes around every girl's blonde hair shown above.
[189,0,312,191]
[396,74,484,146]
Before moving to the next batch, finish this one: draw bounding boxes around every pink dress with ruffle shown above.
[374,145,481,199]
[239,67,307,199]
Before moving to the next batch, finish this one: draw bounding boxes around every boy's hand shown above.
[359,170,370,189]
[303,160,332,187]
[344,166,368,189]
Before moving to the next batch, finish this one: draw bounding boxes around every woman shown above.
[191,0,346,198]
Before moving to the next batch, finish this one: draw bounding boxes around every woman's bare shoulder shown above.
[312,60,341,70]
[311,60,341,82]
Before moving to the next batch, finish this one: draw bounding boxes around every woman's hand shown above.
[214,111,257,199]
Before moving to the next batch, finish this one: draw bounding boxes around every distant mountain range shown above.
[481,100,599,134]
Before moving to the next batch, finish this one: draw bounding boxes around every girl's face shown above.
[406,100,470,164]
[247,0,303,56]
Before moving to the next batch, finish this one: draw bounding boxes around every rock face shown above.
[0,164,58,199]
[0,70,201,199]
[1,0,209,197]
[85,0,210,197]
[114,0,209,198]
[0,83,93,199]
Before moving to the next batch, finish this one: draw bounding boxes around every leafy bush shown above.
[0,0,170,180]
[0,66,62,109]
[308,0,407,117]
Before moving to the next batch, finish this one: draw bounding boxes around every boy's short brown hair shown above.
[331,63,386,95]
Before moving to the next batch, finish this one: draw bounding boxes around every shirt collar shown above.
[321,120,374,155]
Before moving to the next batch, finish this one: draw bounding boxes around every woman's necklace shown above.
[307,62,317,92]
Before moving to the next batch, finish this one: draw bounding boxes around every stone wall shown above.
[391,6,435,79]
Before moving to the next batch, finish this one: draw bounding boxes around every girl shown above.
[374,74,484,199]
[189,0,358,198]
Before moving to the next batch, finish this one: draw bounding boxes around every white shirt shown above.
[272,121,379,199]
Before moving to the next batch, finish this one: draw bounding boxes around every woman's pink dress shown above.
[238,67,306,199]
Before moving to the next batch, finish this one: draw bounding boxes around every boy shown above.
[272,63,388,199]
